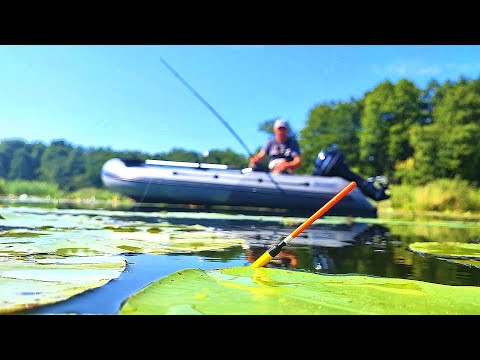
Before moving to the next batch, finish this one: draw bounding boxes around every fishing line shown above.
[160,58,254,158]
[130,57,289,212]
[159,58,286,195]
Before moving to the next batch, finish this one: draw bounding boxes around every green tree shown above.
[38,140,73,190]
[0,139,27,178]
[359,79,424,178]
[157,148,202,163]
[400,124,442,184]
[65,148,87,191]
[399,78,480,185]
[83,148,123,188]
[0,153,9,179]
[299,100,362,174]
[8,148,35,180]
[203,148,248,168]
[387,79,425,165]
[28,142,47,180]
[359,81,394,176]
[427,78,480,183]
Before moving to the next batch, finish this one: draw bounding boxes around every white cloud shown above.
[383,62,442,77]
[444,62,480,73]
[380,60,480,79]
[223,45,265,49]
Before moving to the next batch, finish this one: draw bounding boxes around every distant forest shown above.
[1,76,479,191]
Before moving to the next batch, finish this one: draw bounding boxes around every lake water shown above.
[1,201,480,315]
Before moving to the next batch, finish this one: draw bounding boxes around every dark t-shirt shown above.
[262,137,301,162]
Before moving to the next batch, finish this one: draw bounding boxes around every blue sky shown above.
[1,45,479,157]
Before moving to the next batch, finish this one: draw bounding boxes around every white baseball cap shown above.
[273,118,288,129]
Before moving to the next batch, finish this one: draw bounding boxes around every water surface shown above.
[1,201,479,315]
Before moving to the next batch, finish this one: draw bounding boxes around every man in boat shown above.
[248,118,302,174]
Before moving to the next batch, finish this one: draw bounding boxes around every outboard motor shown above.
[312,144,390,201]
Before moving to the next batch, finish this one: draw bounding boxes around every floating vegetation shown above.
[0,227,245,257]
[118,266,480,315]
[409,241,480,268]
[0,207,247,313]
[2,205,480,315]
[409,242,480,259]
[0,230,46,238]
[0,255,126,314]
[109,229,244,254]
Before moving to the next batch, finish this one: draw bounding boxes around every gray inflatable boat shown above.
[101,158,379,218]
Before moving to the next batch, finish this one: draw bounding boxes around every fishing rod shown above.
[159,58,289,198]
[160,58,254,158]
[135,57,282,212]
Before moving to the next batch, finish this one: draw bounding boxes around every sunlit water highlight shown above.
[1,201,479,314]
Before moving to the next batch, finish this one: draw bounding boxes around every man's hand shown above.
[249,156,259,168]
[271,159,292,174]
[249,150,266,168]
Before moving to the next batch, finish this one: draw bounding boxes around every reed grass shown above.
[1,179,64,198]
[378,178,480,218]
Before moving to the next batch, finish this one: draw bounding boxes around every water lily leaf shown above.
[0,207,107,230]
[110,230,244,253]
[448,259,480,268]
[409,242,480,259]
[0,229,46,239]
[118,266,480,315]
[1,206,358,229]
[0,226,245,257]
[0,255,126,314]
[408,242,480,268]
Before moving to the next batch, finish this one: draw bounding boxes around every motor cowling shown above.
[312,144,345,176]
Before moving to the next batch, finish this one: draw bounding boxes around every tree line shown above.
[0,139,249,191]
[298,76,480,186]
[1,75,479,192]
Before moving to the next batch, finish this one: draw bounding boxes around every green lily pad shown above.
[447,259,480,268]
[0,207,106,230]
[109,229,245,254]
[0,230,46,238]
[118,266,480,315]
[1,207,245,256]
[0,255,126,314]
[0,226,245,257]
[409,242,480,259]
[408,242,480,268]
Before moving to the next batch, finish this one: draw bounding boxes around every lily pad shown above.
[409,242,480,259]
[1,206,361,229]
[447,259,480,268]
[109,230,245,253]
[118,266,480,315]
[0,255,126,314]
[0,226,245,257]
[408,242,480,268]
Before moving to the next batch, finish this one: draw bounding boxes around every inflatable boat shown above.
[101,148,389,218]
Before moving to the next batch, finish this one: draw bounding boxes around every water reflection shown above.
[2,201,480,314]
[244,224,380,273]
[242,223,480,287]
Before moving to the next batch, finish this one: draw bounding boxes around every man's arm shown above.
[249,149,266,167]
[273,155,302,173]
[288,155,302,171]
[273,138,302,173]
